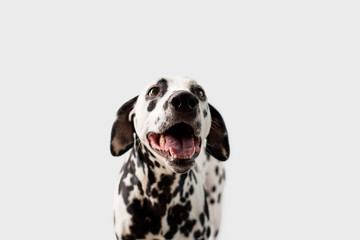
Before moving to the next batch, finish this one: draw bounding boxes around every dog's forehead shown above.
[141,77,198,95]
[162,76,197,91]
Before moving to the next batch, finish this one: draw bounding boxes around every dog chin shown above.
[166,153,200,174]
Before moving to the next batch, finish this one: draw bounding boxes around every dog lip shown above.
[158,119,198,134]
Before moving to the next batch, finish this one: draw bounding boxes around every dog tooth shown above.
[160,134,166,149]
[169,147,196,159]
[169,148,175,158]
[189,148,195,158]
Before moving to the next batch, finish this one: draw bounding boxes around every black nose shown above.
[169,92,199,112]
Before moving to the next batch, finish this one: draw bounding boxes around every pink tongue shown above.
[164,134,195,157]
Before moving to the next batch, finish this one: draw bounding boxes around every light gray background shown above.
[1,1,359,239]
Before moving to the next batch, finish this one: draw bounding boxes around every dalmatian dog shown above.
[110,76,229,240]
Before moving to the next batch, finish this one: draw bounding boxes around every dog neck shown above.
[117,139,209,239]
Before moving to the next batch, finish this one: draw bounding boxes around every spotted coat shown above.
[111,77,229,240]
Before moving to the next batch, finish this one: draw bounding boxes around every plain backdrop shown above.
[1,1,359,239]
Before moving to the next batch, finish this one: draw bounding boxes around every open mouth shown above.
[147,122,201,172]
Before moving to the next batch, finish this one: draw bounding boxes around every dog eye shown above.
[194,88,205,98]
[148,87,160,97]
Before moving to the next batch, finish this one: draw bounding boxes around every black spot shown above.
[158,173,176,190]
[146,168,156,196]
[203,109,208,118]
[203,189,210,219]
[180,220,196,237]
[194,230,202,238]
[155,161,160,168]
[206,227,211,238]
[163,100,169,110]
[189,185,194,195]
[211,186,216,192]
[210,199,215,204]
[215,166,219,176]
[147,99,157,112]
[199,213,205,226]
[189,170,198,184]
[218,193,222,203]
[151,189,159,198]
[157,78,168,95]
[215,229,219,237]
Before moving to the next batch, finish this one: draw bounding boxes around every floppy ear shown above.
[206,104,230,161]
[110,96,138,156]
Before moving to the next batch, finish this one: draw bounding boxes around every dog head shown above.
[110,76,229,173]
